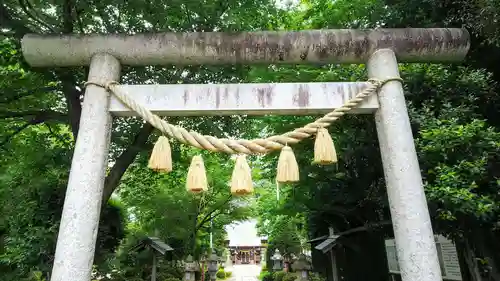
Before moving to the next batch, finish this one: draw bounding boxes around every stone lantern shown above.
[291,254,311,281]
[184,255,200,281]
[271,249,283,271]
[207,251,219,281]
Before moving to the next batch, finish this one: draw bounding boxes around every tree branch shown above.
[0,115,52,147]
[102,123,154,203]
[1,122,32,146]
[99,70,199,203]
[61,0,74,33]
[197,210,222,231]
[196,195,233,231]
[55,0,80,137]
[56,71,81,138]
[0,86,58,104]
[18,0,56,32]
[0,110,67,122]
[23,0,58,28]
[90,0,119,33]
[44,123,69,144]
[339,220,392,236]
[74,6,85,33]
[0,2,34,37]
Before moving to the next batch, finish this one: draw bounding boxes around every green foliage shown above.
[117,147,253,260]
[225,271,232,278]
[256,192,305,256]
[402,64,500,234]
[273,271,287,281]
[261,271,273,281]
[282,272,297,281]
[164,277,182,281]
[251,1,500,279]
[216,268,226,279]
[30,271,47,281]
[2,0,500,280]
[419,119,499,218]
[259,270,271,281]
[0,120,126,280]
[308,272,326,281]
[1,0,278,279]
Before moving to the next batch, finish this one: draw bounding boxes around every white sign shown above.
[385,235,462,280]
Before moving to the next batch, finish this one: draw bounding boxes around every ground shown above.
[227,264,261,281]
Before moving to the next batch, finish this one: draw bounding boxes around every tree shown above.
[96,147,255,280]
[248,2,500,280]
[2,1,500,281]
[0,121,128,281]
[0,0,281,279]
[0,0,282,204]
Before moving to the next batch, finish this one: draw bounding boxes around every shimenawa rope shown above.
[83,78,402,155]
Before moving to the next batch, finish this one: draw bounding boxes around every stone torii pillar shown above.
[21,28,470,281]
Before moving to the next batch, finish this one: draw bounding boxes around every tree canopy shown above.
[1,0,500,281]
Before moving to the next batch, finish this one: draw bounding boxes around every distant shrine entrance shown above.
[225,237,268,265]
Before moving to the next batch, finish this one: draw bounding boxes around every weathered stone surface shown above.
[50,54,120,281]
[109,82,377,116]
[368,49,442,281]
[22,28,469,67]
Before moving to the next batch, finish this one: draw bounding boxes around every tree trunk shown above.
[456,230,500,281]
[474,229,500,281]
[457,239,482,281]
[339,232,389,281]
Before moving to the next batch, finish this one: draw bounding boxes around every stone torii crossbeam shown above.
[21,28,470,281]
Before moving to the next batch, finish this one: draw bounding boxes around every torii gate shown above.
[21,28,470,281]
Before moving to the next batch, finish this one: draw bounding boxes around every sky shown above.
[225,219,266,247]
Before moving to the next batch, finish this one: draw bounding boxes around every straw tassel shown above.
[148,136,173,173]
[276,145,299,183]
[186,155,208,194]
[313,127,337,165]
[230,155,254,196]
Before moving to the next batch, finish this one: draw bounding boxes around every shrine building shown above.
[225,221,268,265]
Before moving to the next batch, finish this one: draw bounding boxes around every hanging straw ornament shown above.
[148,136,173,173]
[186,155,208,194]
[276,145,299,183]
[313,127,337,165]
[230,155,254,196]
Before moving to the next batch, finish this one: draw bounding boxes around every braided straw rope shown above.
[84,78,402,155]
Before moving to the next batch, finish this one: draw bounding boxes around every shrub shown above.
[261,271,273,281]
[164,278,182,281]
[216,269,226,279]
[31,271,46,281]
[225,271,232,278]
[308,272,326,281]
[273,271,286,281]
[282,273,297,281]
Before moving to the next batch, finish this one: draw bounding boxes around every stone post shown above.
[207,251,219,281]
[291,254,311,281]
[367,49,442,281]
[50,53,120,281]
[184,255,200,281]
[271,249,283,272]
